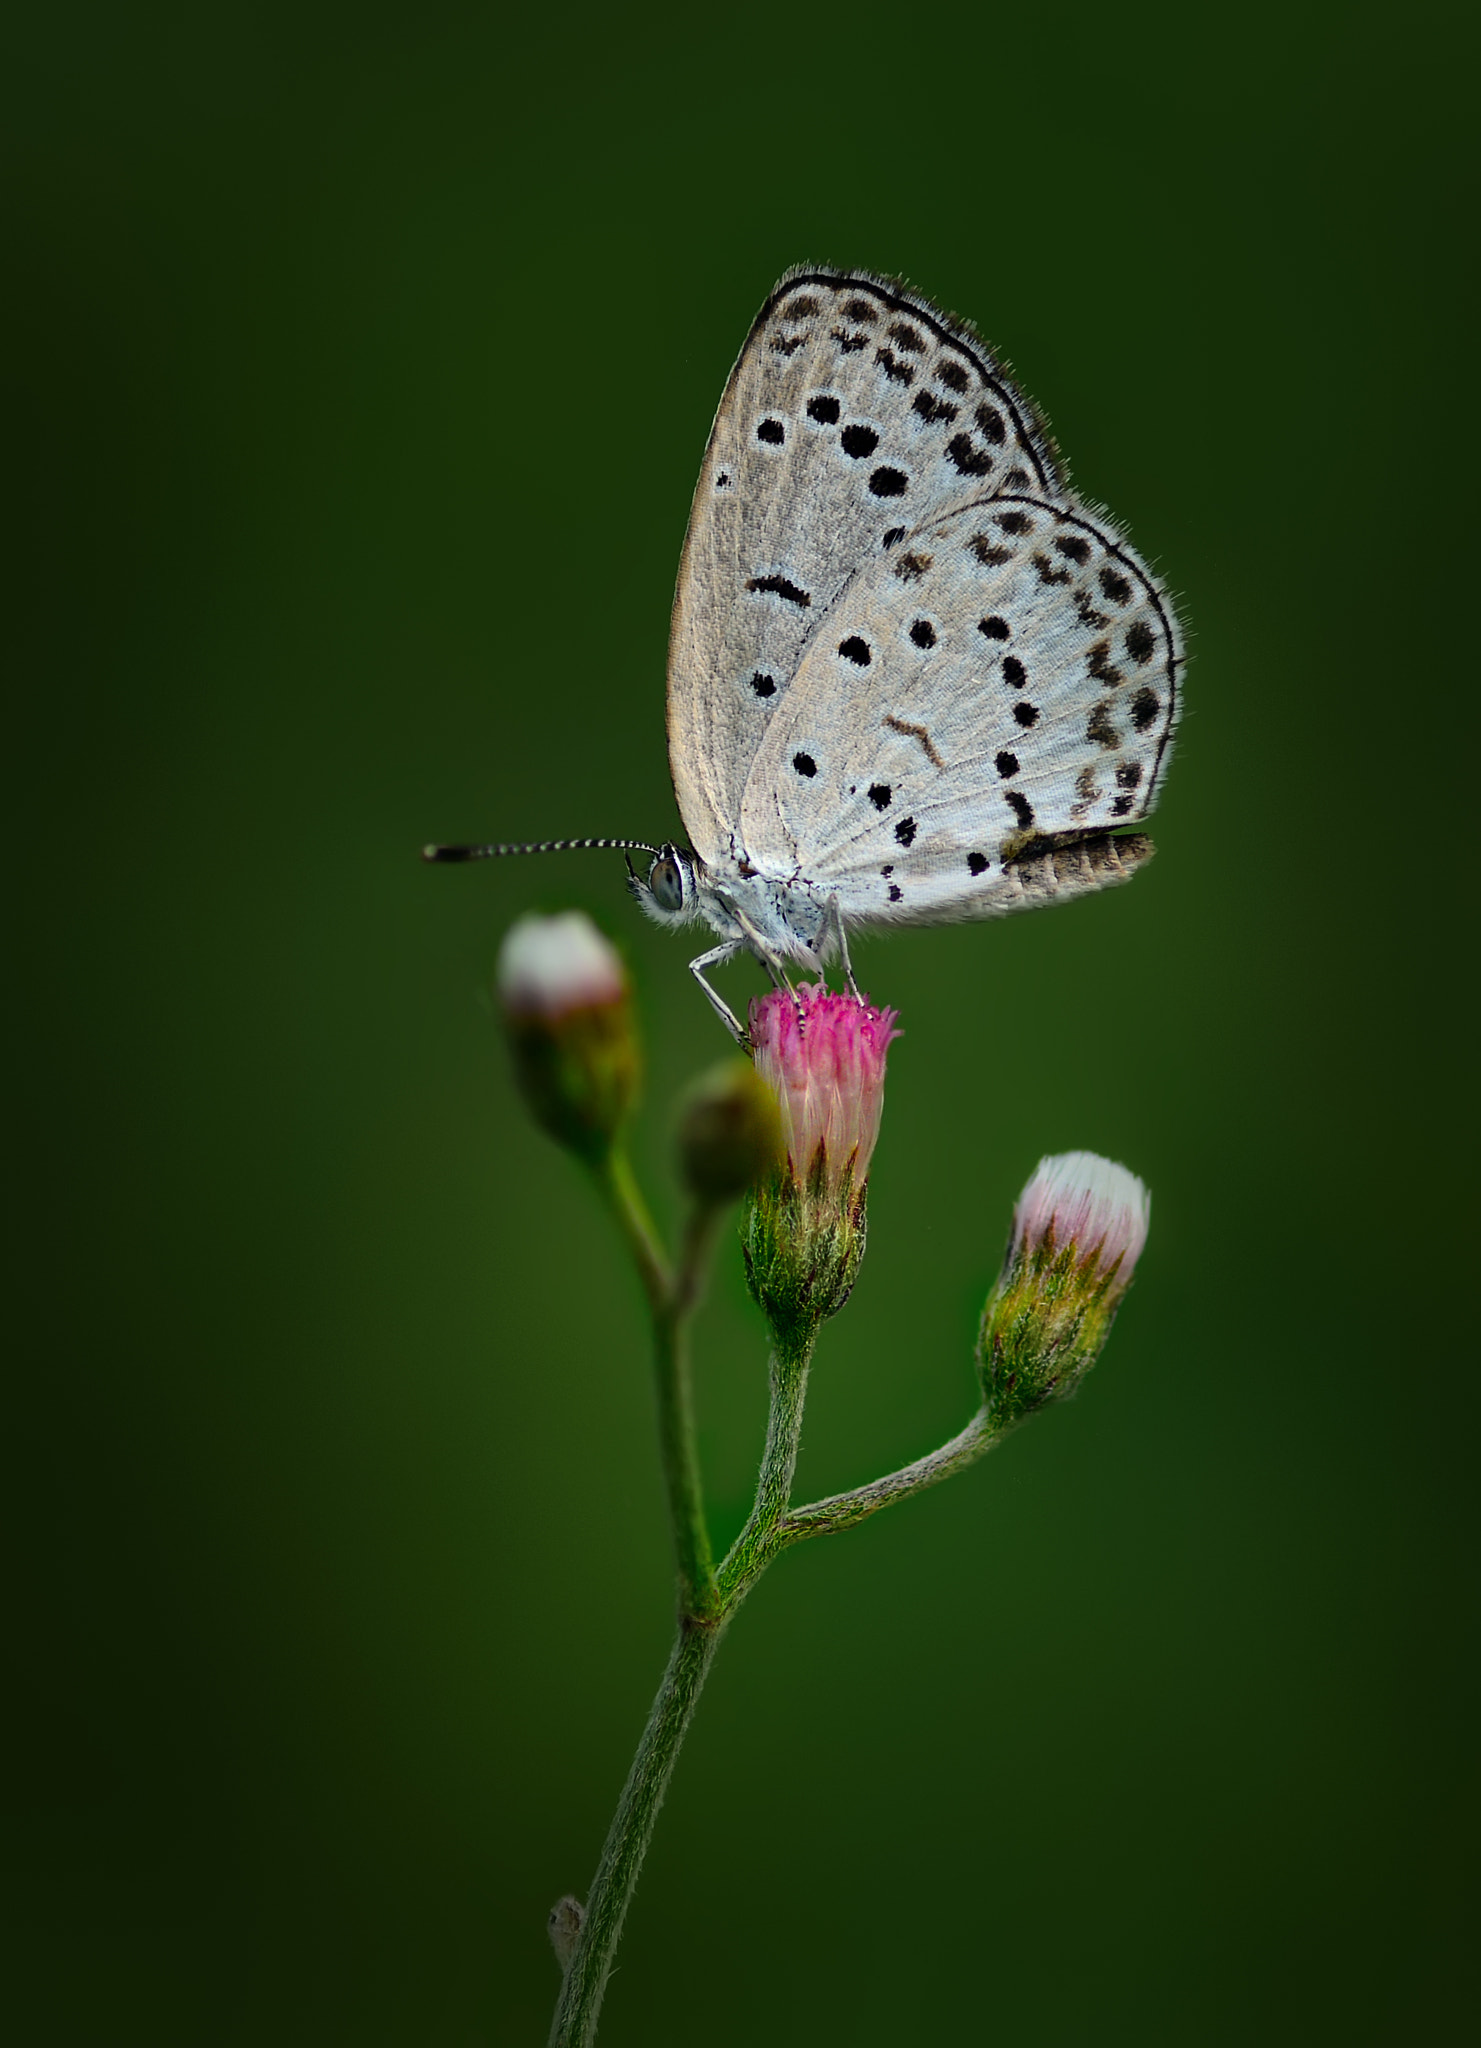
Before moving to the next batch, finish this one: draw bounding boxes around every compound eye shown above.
[649,856,684,914]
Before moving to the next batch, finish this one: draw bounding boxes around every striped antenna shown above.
[421,836,659,864]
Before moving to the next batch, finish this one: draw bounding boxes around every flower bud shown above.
[742,984,900,1346]
[677,1057,784,1205]
[497,912,638,1165]
[978,1151,1150,1429]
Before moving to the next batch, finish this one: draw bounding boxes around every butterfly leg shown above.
[821,894,862,1001]
[688,943,748,1044]
[726,908,805,1021]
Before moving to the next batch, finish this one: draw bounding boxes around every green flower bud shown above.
[742,983,900,1349]
[978,1151,1150,1429]
[497,913,638,1165]
[677,1058,784,1205]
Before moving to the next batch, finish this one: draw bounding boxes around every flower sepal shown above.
[742,1156,868,1348]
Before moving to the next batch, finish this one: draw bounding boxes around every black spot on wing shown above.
[913,390,958,425]
[946,433,993,478]
[1087,702,1120,747]
[746,574,811,607]
[1126,621,1157,664]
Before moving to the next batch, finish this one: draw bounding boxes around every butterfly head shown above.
[628,843,703,929]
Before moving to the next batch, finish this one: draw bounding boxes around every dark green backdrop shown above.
[9,3,1477,2041]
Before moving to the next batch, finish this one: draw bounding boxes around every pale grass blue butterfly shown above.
[426,267,1183,1039]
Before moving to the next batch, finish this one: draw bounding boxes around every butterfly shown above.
[426,267,1182,1040]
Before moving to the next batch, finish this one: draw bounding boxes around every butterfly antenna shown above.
[421,836,660,864]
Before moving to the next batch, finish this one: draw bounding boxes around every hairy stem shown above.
[548,1615,726,2048]
[715,1333,815,1607]
[780,1404,1003,1545]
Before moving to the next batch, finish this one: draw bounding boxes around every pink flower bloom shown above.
[748,983,900,1188]
[1011,1151,1150,1288]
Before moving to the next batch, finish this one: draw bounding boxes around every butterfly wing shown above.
[737,492,1181,927]
[667,268,1065,865]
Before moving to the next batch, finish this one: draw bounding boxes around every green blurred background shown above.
[8,2,1477,2040]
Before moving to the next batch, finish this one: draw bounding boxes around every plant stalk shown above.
[548,1614,726,2048]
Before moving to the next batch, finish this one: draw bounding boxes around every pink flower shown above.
[748,983,901,1189]
[744,985,901,1338]
[1011,1151,1150,1290]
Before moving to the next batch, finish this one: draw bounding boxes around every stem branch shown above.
[780,1404,1003,1546]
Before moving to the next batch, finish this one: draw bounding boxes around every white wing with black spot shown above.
[667,268,1065,866]
[737,493,1181,928]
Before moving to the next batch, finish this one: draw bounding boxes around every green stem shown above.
[596,1146,670,1318]
[715,1333,815,1607]
[651,1219,719,1619]
[549,1614,726,2048]
[597,1151,716,1613]
[780,1404,1003,1545]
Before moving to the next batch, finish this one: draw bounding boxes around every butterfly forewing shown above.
[667,268,1065,865]
[737,494,1180,928]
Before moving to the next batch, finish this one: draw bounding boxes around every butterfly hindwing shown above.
[667,269,1065,866]
[737,494,1180,929]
